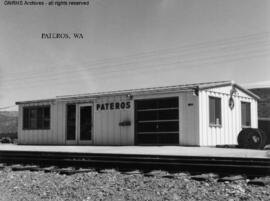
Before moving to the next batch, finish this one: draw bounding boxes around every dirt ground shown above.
[0,167,269,201]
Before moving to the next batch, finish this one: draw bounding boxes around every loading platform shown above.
[0,145,269,176]
[0,144,269,158]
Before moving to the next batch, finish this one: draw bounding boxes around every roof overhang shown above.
[15,80,259,104]
[15,99,55,105]
[198,81,260,100]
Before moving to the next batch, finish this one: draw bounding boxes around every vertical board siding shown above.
[199,86,258,146]
[107,96,114,144]
[17,85,257,147]
[18,92,194,145]
[252,100,258,128]
[179,92,199,146]
[56,102,65,144]
[18,102,56,145]
[61,103,66,144]
[18,105,23,144]
[56,103,61,145]
[123,96,134,145]
[178,95,183,145]
[93,95,134,145]
[93,102,101,144]
[50,102,56,144]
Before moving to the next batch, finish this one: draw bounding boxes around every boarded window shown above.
[241,102,251,127]
[23,106,50,130]
[209,97,221,126]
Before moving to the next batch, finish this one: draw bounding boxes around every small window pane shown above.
[23,108,29,129]
[158,109,178,120]
[157,121,178,132]
[158,134,179,144]
[37,109,43,128]
[43,119,50,129]
[158,98,178,108]
[241,102,251,127]
[136,100,157,110]
[44,107,50,119]
[209,97,221,125]
[209,98,216,124]
[137,134,158,144]
[29,109,37,129]
[43,107,50,129]
[137,111,157,121]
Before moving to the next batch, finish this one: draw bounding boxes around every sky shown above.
[0,0,270,110]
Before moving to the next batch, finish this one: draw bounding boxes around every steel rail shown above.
[0,150,269,176]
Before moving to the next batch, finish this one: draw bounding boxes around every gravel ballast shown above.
[0,167,269,201]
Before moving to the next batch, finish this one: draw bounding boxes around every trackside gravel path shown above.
[0,167,269,201]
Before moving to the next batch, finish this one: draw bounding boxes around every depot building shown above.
[15,81,259,146]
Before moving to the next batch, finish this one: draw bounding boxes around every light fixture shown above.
[127,94,133,100]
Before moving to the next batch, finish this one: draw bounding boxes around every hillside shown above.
[250,88,270,119]
[0,111,18,134]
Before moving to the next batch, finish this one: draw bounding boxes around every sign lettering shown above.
[96,102,131,111]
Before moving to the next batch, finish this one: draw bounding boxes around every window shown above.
[23,106,50,129]
[209,96,221,126]
[241,102,251,127]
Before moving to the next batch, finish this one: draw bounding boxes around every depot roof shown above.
[15,80,260,104]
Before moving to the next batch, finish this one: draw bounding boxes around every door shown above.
[135,97,179,145]
[66,103,93,145]
[66,104,77,144]
[78,104,93,144]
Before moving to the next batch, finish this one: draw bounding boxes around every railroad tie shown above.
[248,178,270,186]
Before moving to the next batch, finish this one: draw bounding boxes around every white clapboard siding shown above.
[17,82,258,147]
[93,95,133,145]
[199,86,258,146]
[18,101,56,145]
[179,92,199,146]
[55,102,65,144]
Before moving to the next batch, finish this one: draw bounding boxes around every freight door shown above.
[135,97,179,145]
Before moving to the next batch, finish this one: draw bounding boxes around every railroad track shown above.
[0,150,269,177]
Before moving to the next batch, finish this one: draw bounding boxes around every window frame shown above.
[209,96,222,127]
[241,101,251,128]
[23,105,51,130]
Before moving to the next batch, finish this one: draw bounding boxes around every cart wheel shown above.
[237,128,266,149]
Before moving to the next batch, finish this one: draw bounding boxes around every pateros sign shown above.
[96,102,131,111]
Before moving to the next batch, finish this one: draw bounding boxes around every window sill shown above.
[242,125,251,128]
[209,124,222,128]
